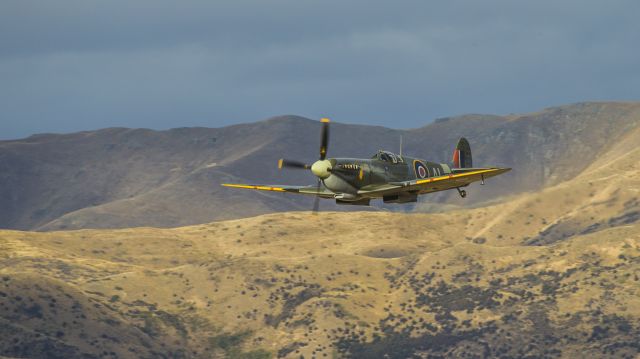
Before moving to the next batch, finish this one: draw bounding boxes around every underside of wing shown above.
[356,183,403,198]
[357,167,511,197]
[221,183,335,198]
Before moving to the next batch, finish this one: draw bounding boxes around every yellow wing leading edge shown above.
[221,184,286,192]
[221,183,335,198]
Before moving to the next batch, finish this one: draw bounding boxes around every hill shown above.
[1,101,639,231]
[1,127,639,357]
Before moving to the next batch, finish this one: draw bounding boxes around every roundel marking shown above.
[414,161,428,179]
[418,166,427,178]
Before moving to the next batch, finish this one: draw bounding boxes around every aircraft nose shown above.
[311,160,332,179]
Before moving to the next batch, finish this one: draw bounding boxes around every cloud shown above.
[1,0,639,139]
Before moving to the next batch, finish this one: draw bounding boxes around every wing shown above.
[221,183,335,198]
[357,167,510,197]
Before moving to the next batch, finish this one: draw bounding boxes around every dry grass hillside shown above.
[1,126,639,358]
[1,101,639,231]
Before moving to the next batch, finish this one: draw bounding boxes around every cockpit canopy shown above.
[372,150,403,163]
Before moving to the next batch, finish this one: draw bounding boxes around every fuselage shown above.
[322,151,449,197]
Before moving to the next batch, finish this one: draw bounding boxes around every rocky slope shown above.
[1,101,639,231]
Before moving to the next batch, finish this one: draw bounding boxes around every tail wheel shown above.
[457,188,467,198]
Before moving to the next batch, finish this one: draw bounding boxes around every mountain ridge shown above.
[1,101,639,231]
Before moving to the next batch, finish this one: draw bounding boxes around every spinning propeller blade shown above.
[319,118,330,160]
[278,159,310,170]
[312,179,322,215]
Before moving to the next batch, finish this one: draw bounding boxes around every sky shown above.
[1,0,640,139]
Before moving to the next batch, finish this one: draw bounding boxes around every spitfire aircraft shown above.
[222,118,510,210]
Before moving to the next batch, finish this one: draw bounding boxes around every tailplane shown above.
[452,137,472,168]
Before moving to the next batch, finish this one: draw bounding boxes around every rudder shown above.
[452,137,472,168]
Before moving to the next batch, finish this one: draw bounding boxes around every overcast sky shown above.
[1,0,639,139]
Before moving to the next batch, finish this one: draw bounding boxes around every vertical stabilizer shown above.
[452,137,472,168]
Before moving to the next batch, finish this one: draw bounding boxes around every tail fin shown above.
[452,137,472,168]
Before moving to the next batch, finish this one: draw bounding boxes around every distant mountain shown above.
[1,101,639,230]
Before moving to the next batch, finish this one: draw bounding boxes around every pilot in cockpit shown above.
[374,150,402,164]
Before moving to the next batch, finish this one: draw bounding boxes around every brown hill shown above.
[1,125,639,358]
[1,101,639,231]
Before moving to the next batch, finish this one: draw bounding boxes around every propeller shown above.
[277,119,365,214]
[278,118,332,214]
